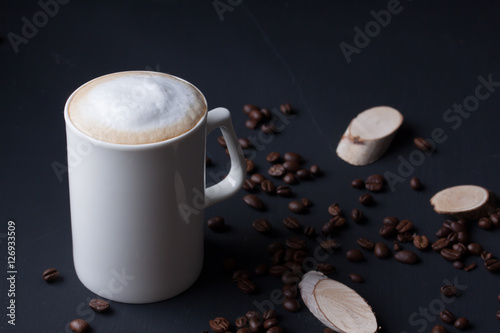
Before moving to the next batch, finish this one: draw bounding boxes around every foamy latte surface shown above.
[68,72,206,144]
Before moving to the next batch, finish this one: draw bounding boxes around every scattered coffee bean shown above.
[467,243,483,255]
[293,250,306,264]
[272,249,284,264]
[456,231,470,244]
[464,262,477,272]
[397,232,414,243]
[357,237,375,251]
[263,309,277,320]
[359,193,374,206]
[261,123,278,134]
[283,172,298,185]
[252,218,271,233]
[349,273,364,283]
[267,326,284,333]
[269,265,289,277]
[268,164,286,177]
[242,179,256,192]
[243,104,259,114]
[453,317,469,330]
[286,237,306,250]
[217,135,227,148]
[393,240,402,251]
[436,226,451,238]
[268,242,284,255]
[282,298,300,312]
[243,195,265,211]
[453,261,464,270]
[235,316,248,328]
[255,264,269,276]
[440,285,458,298]
[413,235,429,251]
[379,224,397,238]
[452,243,467,255]
[410,177,423,190]
[69,319,89,333]
[365,174,384,192]
[431,324,447,333]
[282,271,300,284]
[440,248,462,261]
[309,164,322,176]
[383,216,399,226]
[320,239,340,250]
[490,213,500,227]
[237,279,257,294]
[283,217,301,231]
[209,317,231,333]
[245,118,258,129]
[207,216,225,232]
[303,226,316,237]
[301,198,312,207]
[288,200,307,214]
[283,152,302,163]
[346,249,365,262]
[351,208,363,222]
[414,137,432,152]
[246,311,261,320]
[481,251,493,261]
[317,263,336,275]
[266,152,280,163]
[239,138,253,149]
[478,217,493,230]
[394,250,419,264]
[232,270,250,282]
[261,179,276,195]
[432,238,451,251]
[374,242,391,259]
[249,109,263,122]
[284,262,302,274]
[439,310,455,324]
[351,178,365,189]
[484,258,500,272]
[245,158,255,173]
[42,268,59,282]
[496,310,500,321]
[296,168,311,180]
[250,173,266,184]
[280,103,294,115]
[283,160,300,173]
[263,318,279,330]
[88,298,110,313]
[450,221,466,233]
[396,219,413,233]
[276,185,292,197]
[326,203,340,216]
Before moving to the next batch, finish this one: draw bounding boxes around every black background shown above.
[1,1,500,332]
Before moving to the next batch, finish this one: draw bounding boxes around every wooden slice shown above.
[430,185,495,218]
[336,106,403,166]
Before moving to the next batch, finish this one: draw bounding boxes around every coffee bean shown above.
[485,258,500,272]
[217,136,227,148]
[261,180,276,194]
[431,324,447,333]
[394,250,419,264]
[346,249,365,262]
[263,318,279,330]
[351,208,363,222]
[359,193,374,206]
[321,221,335,236]
[280,103,294,115]
[456,231,470,244]
[268,242,284,255]
[393,240,402,251]
[288,201,307,214]
[252,218,271,233]
[296,168,311,180]
[453,261,464,269]
[42,268,59,282]
[232,270,250,282]
[261,123,278,134]
[282,271,300,284]
[266,326,284,333]
[309,164,321,176]
[303,226,316,237]
[293,250,306,264]
[467,243,483,255]
[249,109,264,123]
[272,250,284,265]
[250,173,266,184]
[320,239,340,250]
[237,279,257,294]
[414,137,432,151]
[440,285,458,298]
[245,158,255,173]
[436,226,451,238]
[69,319,89,333]
[374,242,391,259]
[210,317,231,333]
[88,299,110,313]
[440,248,463,261]
[243,104,259,114]
[432,238,450,251]
[283,172,298,185]
[413,235,429,251]
[223,258,236,272]
[452,243,467,255]
[365,174,384,192]
[248,317,262,332]
[453,317,469,330]
[396,219,413,233]
[450,221,466,233]
[207,216,225,232]
[478,217,493,230]
[283,160,301,173]
[301,198,312,207]
[243,195,265,211]
[317,263,336,275]
[243,179,256,192]
[235,316,248,328]
[276,185,292,197]
[496,310,500,321]
[246,311,261,320]
[255,264,269,276]
[490,213,500,227]
[464,263,477,271]
[282,298,300,312]
[410,177,423,190]
[239,138,253,149]
[269,265,289,277]
[327,203,341,216]
[283,152,302,163]
[286,237,306,250]
[357,237,375,251]
[379,224,396,238]
[283,217,301,231]
[246,119,258,129]
[268,164,286,177]
[383,216,399,226]
[397,232,414,243]
[439,310,456,324]
[481,251,493,261]
[351,178,365,189]
[284,261,303,274]
[266,152,280,163]
[262,310,277,320]
[349,273,364,283]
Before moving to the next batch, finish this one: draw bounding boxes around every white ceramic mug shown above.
[64,73,246,303]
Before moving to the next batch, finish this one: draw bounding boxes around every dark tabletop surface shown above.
[2,0,500,332]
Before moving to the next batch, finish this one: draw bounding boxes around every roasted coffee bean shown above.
[280,103,294,115]
[246,311,261,320]
[250,173,266,184]
[452,243,467,255]
[456,231,470,244]
[447,231,458,243]
[268,164,286,177]
[276,185,292,197]
[207,216,225,232]
[309,164,322,176]
[357,237,375,251]
[450,221,466,233]
[261,180,276,194]
[267,242,284,255]
[436,226,451,238]
[262,309,277,320]
[263,318,279,330]
[320,239,340,250]
[42,268,59,282]
[217,135,227,148]
[283,172,298,185]
[69,319,89,333]
[243,179,256,192]
[431,324,447,333]
[439,310,455,324]
[293,250,306,264]
[440,285,458,298]
[481,251,493,261]
[321,221,335,236]
[333,216,347,228]
[300,198,312,208]
[245,118,258,130]
[223,258,236,272]
[413,235,429,250]
[396,219,413,233]
[239,138,253,149]
[266,152,280,163]
[244,195,265,211]
[349,273,364,283]
[327,203,342,216]
[453,317,469,330]
[374,242,391,259]
[243,104,259,114]
[351,208,363,222]
[286,237,306,250]
[351,178,365,189]
[432,238,451,251]
[232,270,250,282]
[484,258,500,272]
[284,261,303,274]
[283,285,298,299]
[453,261,464,269]
[283,217,301,231]
[490,213,500,227]
[249,109,263,122]
[410,177,423,190]
[379,224,396,238]
[303,226,316,237]
[283,160,300,173]
[383,216,399,226]
[257,107,271,119]
[440,248,462,261]
[237,279,257,294]
[283,152,302,163]
[88,299,110,313]
[394,250,419,264]
[478,217,493,230]
[252,218,271,233]
[255,264,269,276]
[261,123,278,134]
[346,249,365,262]
[464,263,477,271]
[284,249,295,263]
[393,240,402,251]
[288,200,307,214]
[272,250,284,264]
[248,317,262,332]
[282,298,300,312]
[317,263,336,275]
[282,271,300,284]
[359,193,374,206]
[414,137,432,151]
[266,326,284,333]
[496,310,500,321]
[235,316,248,328]
[397,232,414,243]
[245,158,255,173]
[467,243,483,255]
[365,174,384,192]
[296,168,311,180]
[210,317,231,333]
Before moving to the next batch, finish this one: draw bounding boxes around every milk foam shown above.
[69,72,206,144]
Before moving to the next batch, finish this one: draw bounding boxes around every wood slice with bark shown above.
[430,185,496,219]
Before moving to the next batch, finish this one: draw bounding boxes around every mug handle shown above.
[205,107,246,207]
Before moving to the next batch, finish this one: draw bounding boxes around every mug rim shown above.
[64,71,208,151]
